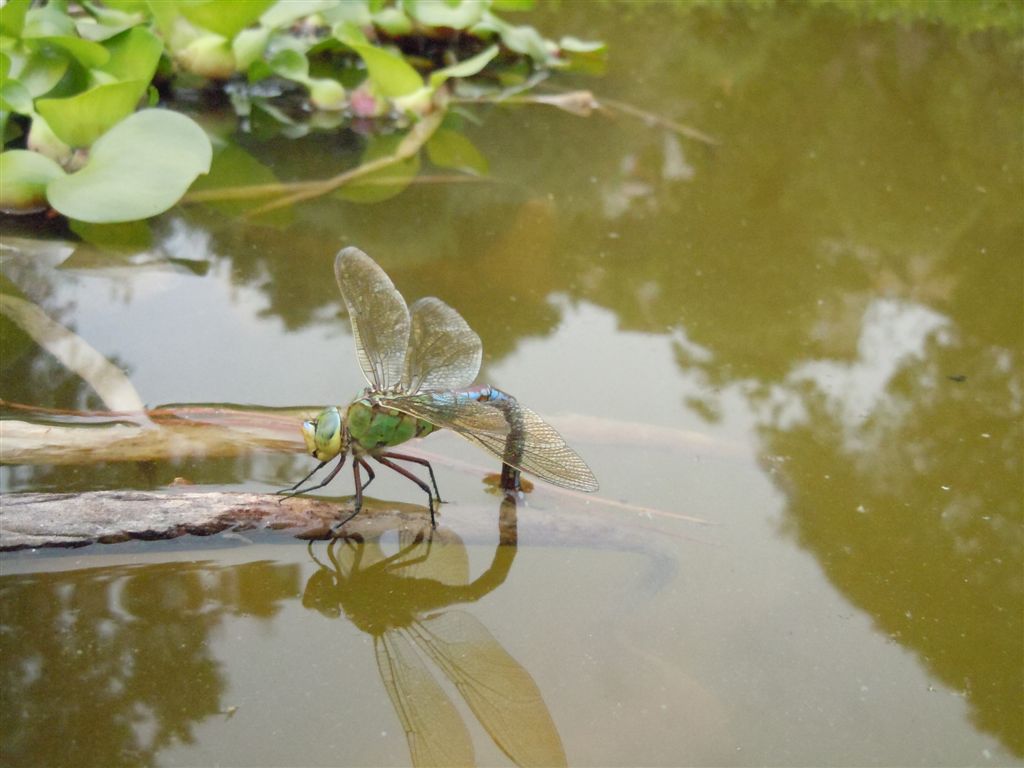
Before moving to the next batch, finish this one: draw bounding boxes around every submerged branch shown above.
[598,96,720,146]
[245,108,446,217]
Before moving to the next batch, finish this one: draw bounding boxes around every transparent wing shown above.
[385,391,513,434]
[402,297,482,393]
[335,247,410,391]
[375,633,475,767]
[410,611,567,768]
[384,393,600,493]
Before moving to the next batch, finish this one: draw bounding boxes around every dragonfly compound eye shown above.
[309,407,344,461]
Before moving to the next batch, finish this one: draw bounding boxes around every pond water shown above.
[2,3,1022,766]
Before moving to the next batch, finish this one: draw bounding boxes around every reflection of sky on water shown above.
[787,297,951,433]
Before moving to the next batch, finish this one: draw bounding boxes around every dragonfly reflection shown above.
[303,499,565,767]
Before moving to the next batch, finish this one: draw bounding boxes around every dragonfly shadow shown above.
[302,495,566,767]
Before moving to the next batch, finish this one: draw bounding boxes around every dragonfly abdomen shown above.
[455,385,527,468]
[347,398,437,452]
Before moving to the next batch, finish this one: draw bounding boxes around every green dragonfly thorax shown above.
[302,398,438,463]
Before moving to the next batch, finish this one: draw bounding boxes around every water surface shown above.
[1,4,1021,765]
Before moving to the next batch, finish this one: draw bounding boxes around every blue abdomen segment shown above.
[454,386,526,482]
[456,385,515,406]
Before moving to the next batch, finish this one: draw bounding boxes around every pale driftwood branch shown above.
[0,491,460,551]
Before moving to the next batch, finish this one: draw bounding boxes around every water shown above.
[1,3,1021,765]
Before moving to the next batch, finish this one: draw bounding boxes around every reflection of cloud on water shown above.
[784,297,951,434]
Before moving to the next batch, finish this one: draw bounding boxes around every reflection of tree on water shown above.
[303,497,566,767]
[0,559,301,767]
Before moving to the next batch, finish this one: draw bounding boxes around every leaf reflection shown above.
[303,497,566,768]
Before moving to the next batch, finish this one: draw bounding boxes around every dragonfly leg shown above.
[379,451,444,503]
[278,454,347,500]
[332,457,376,531]
[277,459,328,497]
[374,452,439,527]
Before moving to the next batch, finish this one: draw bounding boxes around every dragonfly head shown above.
[302,406,348,462]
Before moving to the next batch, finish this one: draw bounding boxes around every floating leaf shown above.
[25,113,72,164]
[372,7,412,35]
[428,44,498,90]
[46,109,212,223]
[347,42,422,97]
[0,0,31,37]
[0,150,66,212]
[405,0,485,29]
[473,13,552,63]
[36,79,149,147]
[11,48,70,99]
[426,128,488,176]
[232,26,270,70]
[30,35,110,68]
[21,4,76,38]
[77,1,148,40]
[0,80,33,114]
[178,0,275,40]
[176,34,236,79]
[260,0,339,29]
[98,26,162,83]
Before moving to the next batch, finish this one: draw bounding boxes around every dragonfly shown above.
[281,246,598,526]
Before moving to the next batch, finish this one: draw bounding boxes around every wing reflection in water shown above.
[302,497,566,768]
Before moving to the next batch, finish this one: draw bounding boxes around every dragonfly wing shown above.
[386,392,513,436]
[386,393,599,493]
[403,297,482,393]
[457,402,600,492]
[411,611,567,768]
[375,632,475,767]
[335,247,410,390]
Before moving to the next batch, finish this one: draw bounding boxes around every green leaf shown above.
[0,149,66,212]
[31,35,111,69]
[22,5,76,38]
[428,44,498,89]
[336,133,420,204]
[426,127,488,175]
[36,79,149,147]
[232,25,270,70]
[176,34,236,79]
[348,42,422,98]
[260,0,339,30]
[473,13,552,63]
[46,109,212,223]
[268,48,308,80]
[98,27,162,83]
[178,0,274,39]
[0,80,33,114]
[559,36,606,54]
[0,0,32,37]
[371,7,412,35]
[403,0,484,29]
[80,1,148,37]
[12,49,70,99]
[324,1,372,27]
[26,114,72,163]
